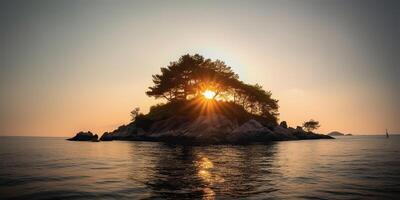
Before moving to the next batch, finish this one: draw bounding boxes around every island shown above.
[328,131,352,136]
[69,54,333,144]
[67,131,99,142]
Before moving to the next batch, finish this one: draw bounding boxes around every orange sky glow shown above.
[0,1,399,136]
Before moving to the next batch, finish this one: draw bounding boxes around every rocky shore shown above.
[70,115,333,144]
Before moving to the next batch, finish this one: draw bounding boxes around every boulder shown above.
[233,119,264,132]
[273,125,296,140]
[228,120,273,143]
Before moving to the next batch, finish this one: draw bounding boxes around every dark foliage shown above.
[303,119,321,132]
[146,54,279,123]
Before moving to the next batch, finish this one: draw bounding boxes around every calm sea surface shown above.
[0,135,399,199]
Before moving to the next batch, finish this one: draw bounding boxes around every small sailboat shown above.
[386,129,389,138]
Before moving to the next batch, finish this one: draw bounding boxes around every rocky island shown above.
[97,101,332,144]
[67,131,99,142]
[328,131,352,137]
[69,54,333,144]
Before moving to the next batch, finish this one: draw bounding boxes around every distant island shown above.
[328,131,353,136]
[69,54,333,144]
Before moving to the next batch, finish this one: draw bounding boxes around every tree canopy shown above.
[146,54,279,122]
[303,119,321,132]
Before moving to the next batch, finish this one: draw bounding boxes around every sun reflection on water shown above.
[194,156,225,200]
[196,157,214,169]
[202,187,216,200]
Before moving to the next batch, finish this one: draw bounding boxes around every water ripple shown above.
[0,136,400,199]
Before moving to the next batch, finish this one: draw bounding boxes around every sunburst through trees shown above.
[145,54,279,123]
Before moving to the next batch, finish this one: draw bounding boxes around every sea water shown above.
[0,135,399,199]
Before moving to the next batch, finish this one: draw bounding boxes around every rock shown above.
[100,132,113,141]
[148,116,191,135]
[232,120,264,133]
[92,134,99,141]
[97,116,333,144]
[99,123,139,141]
[294,131,332,140]
[154,114,238,143]
[227,120,272,143]
[279,121,288,129]
[185,115,238,139]
[67,131,99,141]
[273,125,296,140]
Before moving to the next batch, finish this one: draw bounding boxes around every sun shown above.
[202,90,216,100]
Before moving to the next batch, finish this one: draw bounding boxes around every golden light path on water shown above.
[195,156,224,200]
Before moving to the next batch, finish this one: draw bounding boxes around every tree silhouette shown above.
[130,107,141,121]
[146,54,279,121]
[303,119,320,132]
[146,54,238,101]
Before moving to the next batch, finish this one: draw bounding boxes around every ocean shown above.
[0,135,399,199]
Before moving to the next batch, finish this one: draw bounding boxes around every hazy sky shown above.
[1,0,399,136]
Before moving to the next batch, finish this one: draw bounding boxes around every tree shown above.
[146,54,279,122]
[280,121,288,128]
[146,54,238,101]
[130,107,141,121]
[303,119,320,132]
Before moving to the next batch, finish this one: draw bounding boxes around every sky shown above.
[0,0,399,136]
